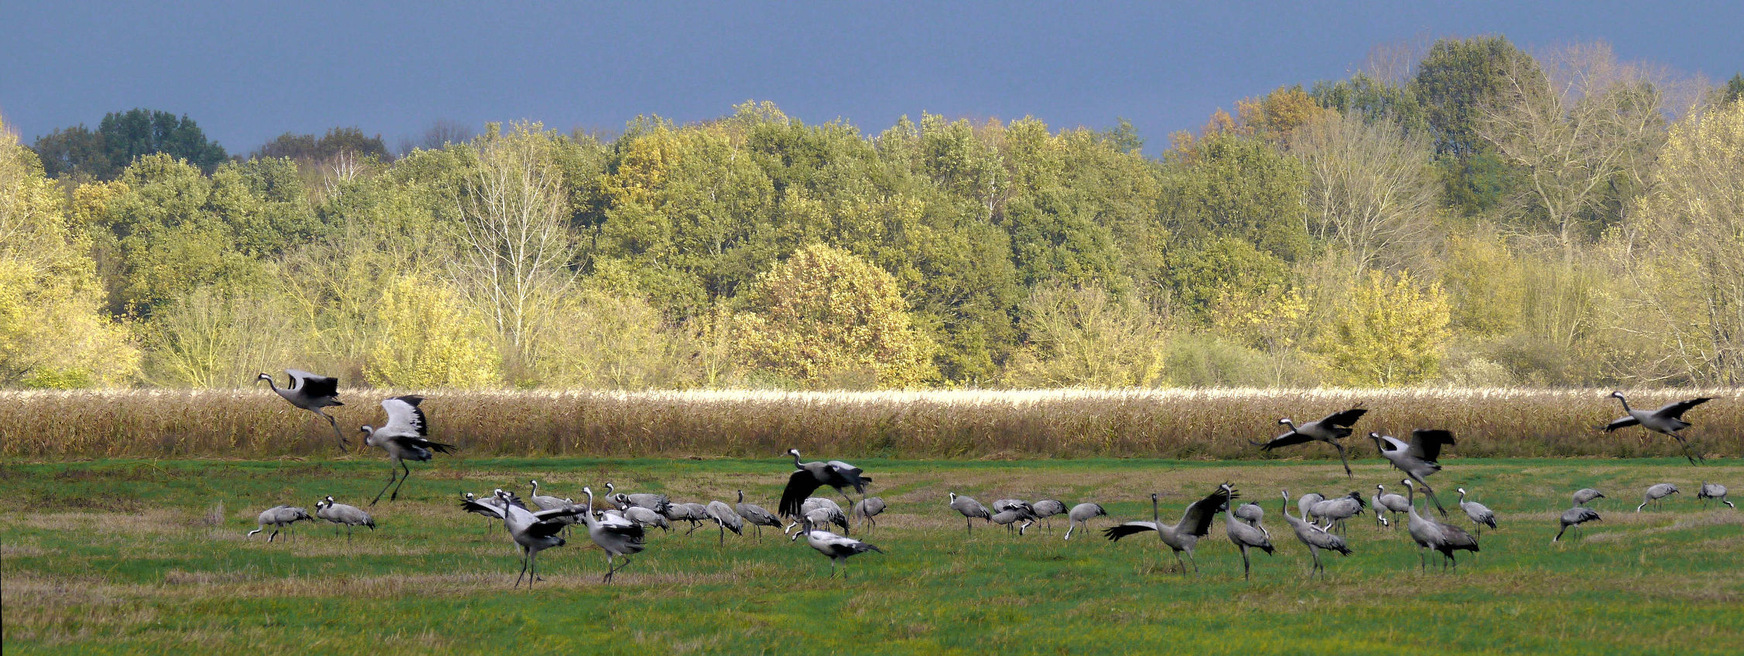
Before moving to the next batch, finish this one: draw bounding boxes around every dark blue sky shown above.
[4,1,1740,156]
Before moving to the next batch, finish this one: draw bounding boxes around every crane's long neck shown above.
[1151,497,1162,540]
[1405,484,1421,521]
[1615,394,1633,413]
[737,490,744,503]
[791,451,803,468]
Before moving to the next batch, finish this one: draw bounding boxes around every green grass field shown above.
[4,457,1741,654]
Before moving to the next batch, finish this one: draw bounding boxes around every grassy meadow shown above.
[4,456,1742,654]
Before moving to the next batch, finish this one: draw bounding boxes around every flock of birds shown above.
[247,370,1733,585]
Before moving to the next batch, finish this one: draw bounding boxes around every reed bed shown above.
[2,387,1740,460]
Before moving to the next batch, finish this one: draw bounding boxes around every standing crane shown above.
[1250,407,1367,477]
[1400,479,1478,571]
[1604,392,1712,464]
[852,497,887,530]
[735,490,783,539]
[1373,484,1409,529]
[1279,490,1350,577]
[791,519,883,578]
[314,496,374,542]
[1368,430,1456,516]
[948,493,992,535]
[1222,485,1273,580]
[359,396,454,505]
[1456,488,1497,533]
[1103,486,1232,575]
[257,370,347,450]
[1030,499,1066,533]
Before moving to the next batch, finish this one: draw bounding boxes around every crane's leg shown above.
[603,554,614,584]
[1309,546,1322,577]
[1419,547,1427,572]
[1418,480,1449,517]
[514,548,529,588]
[316,409,347,451]
[719,522,726,546]
[1673,434,1702,464]
[966,517,972,536]
[1334,442,1352,478]
[1241,545,1251,581]
[369,464,400,506]
[529,551,540,587]
[269,528,280,543]
[388,460,412,501]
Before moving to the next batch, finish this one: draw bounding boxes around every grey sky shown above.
[3,1,1739,156]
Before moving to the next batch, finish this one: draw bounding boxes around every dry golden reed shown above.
[1,388,1738,460]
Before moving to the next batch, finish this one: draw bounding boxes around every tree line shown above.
[4,36,1743,390]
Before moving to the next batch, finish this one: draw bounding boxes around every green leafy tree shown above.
[1003,281,1167,388]
[1411,37,1535,215]
[733,244,936,388]
[365,274,500,389]
[0,119,140,387]
[1315,270,1452,386]
[1159,133,1312,264]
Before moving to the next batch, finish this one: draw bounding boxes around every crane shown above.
[359,396,454,505]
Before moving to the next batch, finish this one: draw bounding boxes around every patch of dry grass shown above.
[4,387,1740,460]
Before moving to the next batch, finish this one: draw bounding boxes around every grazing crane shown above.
[948,493,992,535]
[665,502,710,534]
[1637,483,1679,512]
[582,487,648,583]
[1310,492,1366,534]
[1223,485,1273,580]
[462,490,586,587]
[778,450,872,523]
[791,519,883,578]
[257,369,347,450]
[1103,487,1232,575]
[800,498,850,534]
[1233,502,1269,540]
[1555,506,1602,541]
[1279,490,1350,577]
[1030,499,1066,533]
[1373,485,1410,529]
[852,497,886,530]
[314,496,374,542]
[359,396,454,505]
[622,505,670,532]
[605,483,670,514]
[992,499,1032,514]
[1368,430,1456,516]
[736,490,782,538]
[1251,407,1367,477]
[1572,488,1606,507]
[1400,479,1478,571]
[991,504,1037,536]
[1063,502,1105,541]
[1698,482,1733,509]
[247,505,312,542]
[1456,488,1497,532]
[1604,392,1712,464]
[706,500,744,545]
